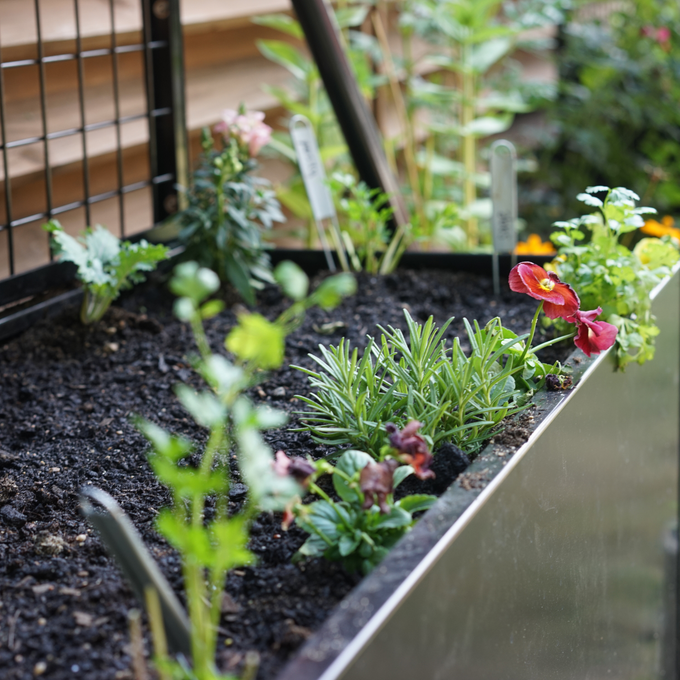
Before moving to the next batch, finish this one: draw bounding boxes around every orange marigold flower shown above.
[509,262,580,320]
[514,234,556,255]
[641,215,680,241]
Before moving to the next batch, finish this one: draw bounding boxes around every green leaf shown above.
[135,418,193,461]
[576,193,603,207]
[274,261,309,301]
[338,532,362,556]
[173,297,195,322]
[252,13,303,39]
[392,465,414,489]
[254,405,288,430]
[170,262,220,304]
[462,115,513,137]
[83,226,121,266]
[201,355,245,396]
[174,385,226,428]
[225,312,285,369]
[256,40,311,81]
[223,251,256,306]
[212,517,255,572]
[470,37,513,73]
[334,5,370,28]
[398,494,437,515]
[376,506,412,529]
[200,299,225,319]
[312,273,357,309]
[333,450,373,503]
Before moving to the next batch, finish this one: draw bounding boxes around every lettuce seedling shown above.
[136,260,355,679]
[44,219,169,324]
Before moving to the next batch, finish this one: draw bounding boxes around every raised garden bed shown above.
[0,256,677,680]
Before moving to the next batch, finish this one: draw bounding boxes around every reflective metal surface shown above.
[280,270,679,680]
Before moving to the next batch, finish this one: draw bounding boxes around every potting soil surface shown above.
[0,268,570,680]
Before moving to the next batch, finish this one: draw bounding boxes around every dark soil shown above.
[0,268,570,680]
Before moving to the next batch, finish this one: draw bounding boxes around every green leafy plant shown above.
[44,219,169,325]
[294,449,435,575]
[136,260,355,679]
[549,186,679,368]
[395,0,562,245]
[176,125,284,306]
[327,172,410,274]
[295,308,562,457]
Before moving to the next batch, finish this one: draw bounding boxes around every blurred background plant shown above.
[521,0,680,237]
[254,0,565,254]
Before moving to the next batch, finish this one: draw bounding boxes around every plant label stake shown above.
[289,115,349,272]
[491,140,518,296]
[80,486,192,659]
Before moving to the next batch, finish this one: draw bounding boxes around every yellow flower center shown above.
[539,278,555,292]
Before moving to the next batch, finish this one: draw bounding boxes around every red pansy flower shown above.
[565,308,618,357]
[359,459,399,514]
[385,421,435,480]
[509,262,580,320]
[273,450,315,487]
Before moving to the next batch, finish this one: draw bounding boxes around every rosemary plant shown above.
[294,310,561,457]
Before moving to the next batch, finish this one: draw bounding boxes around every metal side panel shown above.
[280,270,680,680]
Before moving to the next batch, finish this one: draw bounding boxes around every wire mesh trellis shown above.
[0,0,187,283]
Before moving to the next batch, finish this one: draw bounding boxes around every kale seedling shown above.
[276,421,437,575]
[548,186,679,368]
[44,220,169,324]
[136,260,355,679]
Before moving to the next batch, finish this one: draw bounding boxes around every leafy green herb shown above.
[136,260,355,679]
[550,186,679,368]
[294,309,560,457]
[44,219,169,325]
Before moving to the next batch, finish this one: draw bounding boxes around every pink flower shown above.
[656,27,671,44]
[385,421,435,480]
[214,108,272,157]
[565,308,618,357]
[509,262,580,320]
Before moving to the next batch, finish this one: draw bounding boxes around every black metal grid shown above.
[0,0,187,278]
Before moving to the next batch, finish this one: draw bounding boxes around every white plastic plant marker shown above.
[289,115,349,272]
[490,140,518,295]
